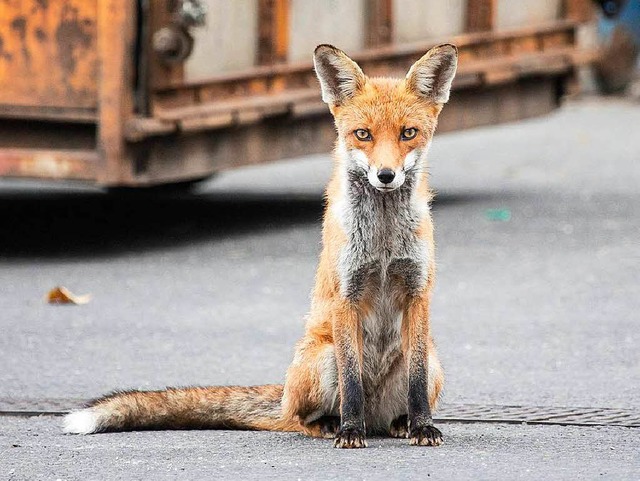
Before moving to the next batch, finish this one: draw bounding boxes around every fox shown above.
[63,43,458,448]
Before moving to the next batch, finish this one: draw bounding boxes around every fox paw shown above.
[319,416,341,438]
[409,425,443,446]
[307,416,340,439]
[389,415,409,438]
[334,426,367,449]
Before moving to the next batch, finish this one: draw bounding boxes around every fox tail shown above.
[63,384,300,434]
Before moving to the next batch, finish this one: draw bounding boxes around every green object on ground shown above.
[485,208,511,222]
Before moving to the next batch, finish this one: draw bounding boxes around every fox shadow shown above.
[0,187,499,259]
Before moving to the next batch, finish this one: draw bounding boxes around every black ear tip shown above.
[314,44,339,56]
[434,43,458,57]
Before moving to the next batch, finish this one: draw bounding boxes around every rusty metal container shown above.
[0,0,596,187]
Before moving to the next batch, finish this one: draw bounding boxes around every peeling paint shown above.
[0,36,13,60]
[0,0,98,109]
[55,5,92,75]
[10,15,30,63]
[34,27,47,42]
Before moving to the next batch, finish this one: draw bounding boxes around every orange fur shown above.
[331,79,440,173]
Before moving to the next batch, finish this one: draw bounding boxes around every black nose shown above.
[377,168,395,184]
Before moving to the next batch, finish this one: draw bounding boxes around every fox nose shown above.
[377,168,395,184]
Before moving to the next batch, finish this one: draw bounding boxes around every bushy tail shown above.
[63,384,300,434]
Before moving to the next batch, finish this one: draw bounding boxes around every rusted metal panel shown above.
[138,48,573,140]
[0,104,96,123]
[142,21,581,138]
[125,117,177,142]
[147,0,184,90]
[0,0,598,187]
[257,0,290,65]
[0,0,98,110]
[152,20,577,107]
[138,111,335,185]
[0,148,98,180]
[124,76,561,187]
[366,0,393,47]
[96,0,136,184]
[466,0,496,32]
[563,0,596,22]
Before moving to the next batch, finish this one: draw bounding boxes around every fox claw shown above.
[334,426,367,449]
[409,425,443,446]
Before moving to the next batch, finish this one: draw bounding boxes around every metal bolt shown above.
[152,26,194,64]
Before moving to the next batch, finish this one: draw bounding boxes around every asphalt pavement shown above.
[0,98,639,480]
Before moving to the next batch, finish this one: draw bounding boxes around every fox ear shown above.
[406,44,458,104]
[314,44,366,106]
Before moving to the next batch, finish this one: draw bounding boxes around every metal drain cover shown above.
[1,398,638,428]
[436,403,640,428]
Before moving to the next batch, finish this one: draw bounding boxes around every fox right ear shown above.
[406,44,458,104]
[313,45,366,106]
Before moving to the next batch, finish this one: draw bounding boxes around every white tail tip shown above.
[63,408,101,434]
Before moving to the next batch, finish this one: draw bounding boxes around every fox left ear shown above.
[314,44,366,106]
[406,44,458,104]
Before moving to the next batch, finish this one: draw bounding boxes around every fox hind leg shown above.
[282,341,339,438]
[304,415,341,439]
[390,414,409,438]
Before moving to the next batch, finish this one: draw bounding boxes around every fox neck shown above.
[331,140,430,223]
[343,168,416,216]
[330,140,431,257]
[327,141,432,302]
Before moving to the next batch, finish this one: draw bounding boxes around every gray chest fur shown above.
[337,173,430,302]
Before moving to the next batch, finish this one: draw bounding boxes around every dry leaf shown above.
[46,286,91,305]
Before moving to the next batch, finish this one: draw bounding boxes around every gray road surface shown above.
[0,98,639,480]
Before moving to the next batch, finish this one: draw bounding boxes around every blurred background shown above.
[0,0,638,186]
[0,0,639,468]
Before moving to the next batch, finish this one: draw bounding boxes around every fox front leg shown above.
[332,302,367,448]
[404,296,443,446]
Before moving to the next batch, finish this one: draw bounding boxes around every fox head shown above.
[314,44,457,192]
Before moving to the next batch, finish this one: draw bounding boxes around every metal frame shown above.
[0,0,596,187]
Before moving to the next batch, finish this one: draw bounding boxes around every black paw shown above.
[334,426,367,449]
[317,416,341,438]
[390,414,409,438]
[409,424,443,446]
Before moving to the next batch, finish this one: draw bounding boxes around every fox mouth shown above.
[348,163,406,192]
[366,169,406,192]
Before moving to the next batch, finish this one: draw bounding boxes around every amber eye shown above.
[401,128,418,141]
[354,129,372,141]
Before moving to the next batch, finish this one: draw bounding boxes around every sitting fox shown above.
[64,43,458,448]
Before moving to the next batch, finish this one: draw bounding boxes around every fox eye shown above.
[401,128,418,141]
[354,129,372,141]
